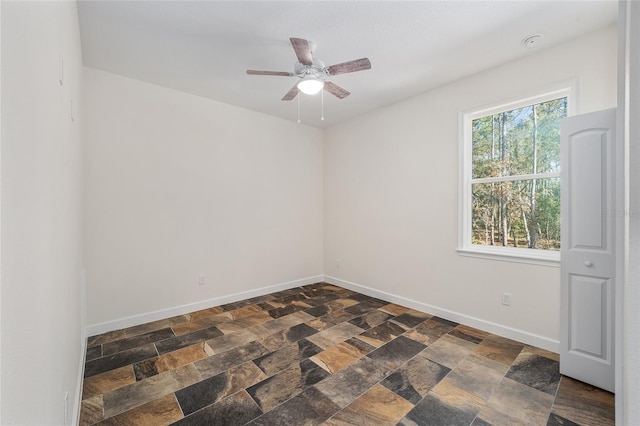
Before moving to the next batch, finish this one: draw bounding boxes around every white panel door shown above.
[560,108,616,393]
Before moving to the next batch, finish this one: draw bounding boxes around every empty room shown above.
[1,1,639,425]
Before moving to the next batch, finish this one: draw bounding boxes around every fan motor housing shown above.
[294,59,326,78]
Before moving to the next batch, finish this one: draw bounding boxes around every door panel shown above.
[568,274,609,358]
[560,108,616,393]
[569,131,608,250]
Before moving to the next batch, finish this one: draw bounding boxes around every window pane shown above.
[535,98,566,174]
[472,98,567,179]
[471,178,560,250]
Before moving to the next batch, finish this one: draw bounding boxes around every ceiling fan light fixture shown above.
[297,77,324,95]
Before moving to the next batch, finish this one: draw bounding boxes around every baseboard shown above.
[86,275,324,337]
[72,270,88,426]
[323,275,560,353]
[71,328,87,426]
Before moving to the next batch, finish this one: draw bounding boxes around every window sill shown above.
[457,246,560,267]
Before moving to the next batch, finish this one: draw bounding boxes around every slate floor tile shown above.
[226,305,264,320]
[481,377,555,426]
[523,344,560,362]
[549,376,615,426]
[257,323,318,352]
[253,338,323,376]
[419,334,476,369]
[355,320,406,348]
[194,341,269,379]
[79,395,104,426]
[170,315,230,336]
[325,384,413,426]
[215,312,273,334]
[346,293,374,302]
[247,386,340,426]
[437,355,505,401]
[474,405,533,426]
[172,390,262,426]
[155,326,223,355]
[430,316,459,327]
[399,391,481,426]
[257,311,311,334]
[205,329,259,355]
[390,310,432,328]
[366,335,426,370]
[304,304,332,317]
[547,413,581,426]
[124,315,191,338]
[326,298,360,311]
[315,357,389,408]
[306,322,364,349]
[348,309,392,330]
[449,324,490,344]
[84,344,158,378]
[98,393,182,426]
[102,364,201,418]
[306,310,355,331]
[403,318,457,346]
[86,345,102,362]
[343,336,376,356]
[310,340,367,374]
[473,334,525,366]
[268,304,304,319]
[247,358,330,411]
[381,355,450,404]
[87,330,127,348]
[379,303,413,316]
[344,299,385,316]
[82,365,136,400]
[175,362,266,416]
[133,342,213,381]
[505,352,561,395]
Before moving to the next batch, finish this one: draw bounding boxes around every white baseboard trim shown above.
[323,275,560,353]
[72,270,88,426]
[71,328,87,426]
[86,275,324,337]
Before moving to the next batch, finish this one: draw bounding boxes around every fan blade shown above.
[290,38,313,66]
[325,58,371,76]
[247,70,292,76]
[282,84,299,101]
[324,81,350,99]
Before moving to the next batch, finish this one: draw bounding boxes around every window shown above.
[459,87,573,265]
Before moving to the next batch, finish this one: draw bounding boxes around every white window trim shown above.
[458,82,577,267]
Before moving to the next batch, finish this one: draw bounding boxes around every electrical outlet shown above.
[198,275,206,286]
[501,292,512,306]
[336,259,342,269]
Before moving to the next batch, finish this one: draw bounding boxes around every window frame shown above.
[458,84,577,266]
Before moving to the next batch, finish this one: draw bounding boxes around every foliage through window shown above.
[461,90,570,261]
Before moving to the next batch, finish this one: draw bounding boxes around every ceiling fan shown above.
[247,38,371,101]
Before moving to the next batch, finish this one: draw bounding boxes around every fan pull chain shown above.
[297,95,301,124]
[321,89,325,121]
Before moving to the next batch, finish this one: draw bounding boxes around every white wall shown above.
[84,68,324,327]
[324,26,618,350]
[1,1,84,425]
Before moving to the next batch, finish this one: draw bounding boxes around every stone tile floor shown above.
[80,282,615,425]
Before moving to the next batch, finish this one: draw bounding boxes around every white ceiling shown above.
[77,1,617,128]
